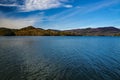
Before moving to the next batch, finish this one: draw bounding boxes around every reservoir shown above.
[0,36,120,80]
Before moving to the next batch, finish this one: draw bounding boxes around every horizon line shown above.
[0,26,120,30]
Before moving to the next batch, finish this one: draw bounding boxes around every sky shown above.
[0,0,120,30]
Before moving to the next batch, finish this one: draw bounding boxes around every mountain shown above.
[14,26,74,36]
[65,27,120,36]
[14,26,45,36]
[0,26,120,36]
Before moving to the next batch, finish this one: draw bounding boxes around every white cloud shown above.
[0,0,72,12]
[63,5,73,8]
[20,0,72,12]
[0,18,36,29]
[0,3,18,7]
[0,0,20,7]
[0,12,43,29]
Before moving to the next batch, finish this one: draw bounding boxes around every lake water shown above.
[0,36,120,80]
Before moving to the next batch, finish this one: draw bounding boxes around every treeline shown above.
[0,26,120,36]
[0,28,15,36]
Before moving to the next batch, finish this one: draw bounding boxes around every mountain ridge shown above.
[0,26,120,36]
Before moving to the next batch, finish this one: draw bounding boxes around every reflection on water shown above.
[0,36,120,80]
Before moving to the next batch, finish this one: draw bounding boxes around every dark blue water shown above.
[0,36,120,80]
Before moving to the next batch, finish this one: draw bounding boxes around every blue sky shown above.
[0,0,120,30]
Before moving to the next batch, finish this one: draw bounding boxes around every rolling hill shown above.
[0,26,120,36]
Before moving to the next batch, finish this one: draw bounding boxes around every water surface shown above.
[0,36,120,80]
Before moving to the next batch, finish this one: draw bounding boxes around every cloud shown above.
[50,0,120,21]
[0,4,18,7]
[0,3,18,7]
[0,0,17,4]
[20,0,72,12]
[0,12,43,29]
[42,0,120,29]
[0,0,20,7]
[0,0,72,12]
[63,5,73,8]
[82,0,120,13]
[0,18,36,29]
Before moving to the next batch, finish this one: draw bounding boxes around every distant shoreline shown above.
[0,26,120,36]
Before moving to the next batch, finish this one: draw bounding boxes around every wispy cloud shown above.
[47,0,120,23]
[0,17,35,29]
[0,3,18,7]
[0,13,43,29]
[0,0,20,7]
[0,0,73,12]
[21,0,73,12]
[63,5,73,8]
[43,0,120,29]
[0,0,119,29]
[82,0,120,13]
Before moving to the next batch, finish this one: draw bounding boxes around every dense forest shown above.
[0,26,120,36]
